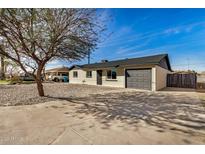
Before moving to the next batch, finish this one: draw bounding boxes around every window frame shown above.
[73,71,78,78]
[86,71,92,78]
[106,69,117,80]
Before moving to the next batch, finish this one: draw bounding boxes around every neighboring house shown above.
[20,72,35,81]
[197,72,205,83]
[69,54,172,91]
[45,67,69,81]
[197,72,205,90]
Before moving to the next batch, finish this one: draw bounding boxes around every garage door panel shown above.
[126,69,151,90]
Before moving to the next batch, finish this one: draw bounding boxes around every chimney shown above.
[101,60,109,63]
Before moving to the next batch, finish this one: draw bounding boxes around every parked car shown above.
[20,73,44,81]
[48,75,69,82]
[45,67,69,82]
[20,73,35,81]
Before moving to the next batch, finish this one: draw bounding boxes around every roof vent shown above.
[101,60,109,63]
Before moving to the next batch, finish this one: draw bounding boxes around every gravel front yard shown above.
[0,83,205,144]
[0,83,125,106]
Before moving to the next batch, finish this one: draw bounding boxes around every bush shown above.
[10,76,23,84]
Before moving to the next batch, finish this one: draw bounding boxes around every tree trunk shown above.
[36,65,44,97]
[0,54,5,80]
[36,79,44,96]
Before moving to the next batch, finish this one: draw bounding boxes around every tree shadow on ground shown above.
[160,87,196,92]
[46,91,205,137]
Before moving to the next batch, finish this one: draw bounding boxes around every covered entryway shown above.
[126,69,152,90]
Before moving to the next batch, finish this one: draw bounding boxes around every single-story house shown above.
[69,54,172,91]
[45,67,69,80]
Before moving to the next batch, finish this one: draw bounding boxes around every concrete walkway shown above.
[0,100,205,145]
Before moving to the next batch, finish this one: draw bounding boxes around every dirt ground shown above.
[0,83,205,144]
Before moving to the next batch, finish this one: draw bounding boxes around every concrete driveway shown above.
[0,84,205,144]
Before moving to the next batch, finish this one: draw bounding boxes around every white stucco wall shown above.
[197,74,205,83]
[101,68,125,88]
[69,68,125,87]
[155,65,171,90]
[69,69,97,85]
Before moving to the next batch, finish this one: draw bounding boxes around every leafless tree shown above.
[5,59,21,78]
[0,9,105,96]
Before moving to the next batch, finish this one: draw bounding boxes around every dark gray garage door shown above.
[126,69,152,90]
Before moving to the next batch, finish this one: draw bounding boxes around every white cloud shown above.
[48,60,60,65]
[164,27,181,34]
[163,21,205,35]
[46,60,65,70]
[116,39,151,54]
[46,64,65,70]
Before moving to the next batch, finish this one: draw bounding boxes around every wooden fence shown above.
[167,73,197,89]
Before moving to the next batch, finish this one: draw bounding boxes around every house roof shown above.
[46,67,69,73]
[70,54,172,71]
[69,65,82,70]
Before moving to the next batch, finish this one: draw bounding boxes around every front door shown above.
[97,70,102,85]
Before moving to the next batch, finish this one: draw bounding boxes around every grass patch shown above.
[0,80,35,85]
[22,81,36,84]
[0,80,11,85]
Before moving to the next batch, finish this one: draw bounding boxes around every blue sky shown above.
[47,8,205,72]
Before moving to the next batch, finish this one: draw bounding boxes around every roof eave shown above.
[82,63,158,69]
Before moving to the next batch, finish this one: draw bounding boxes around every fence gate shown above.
[167,73,197,89]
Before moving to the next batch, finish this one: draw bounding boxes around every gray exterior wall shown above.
[159,57,169,70]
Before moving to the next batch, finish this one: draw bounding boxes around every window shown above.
[73,71,78,78]
[61,73,68,76]
[107,69,117,79]
[86,71,92,78]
